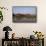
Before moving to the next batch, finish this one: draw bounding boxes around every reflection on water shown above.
[13,14,37,23]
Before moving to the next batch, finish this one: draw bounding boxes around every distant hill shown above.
[13,13,36,19]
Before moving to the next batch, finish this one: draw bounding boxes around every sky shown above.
[12,6,37,15]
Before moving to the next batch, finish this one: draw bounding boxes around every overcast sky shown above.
[12,6,37,15]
